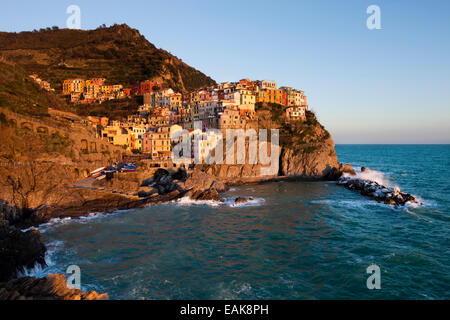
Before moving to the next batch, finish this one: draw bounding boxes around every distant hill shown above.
[0,24,216,93]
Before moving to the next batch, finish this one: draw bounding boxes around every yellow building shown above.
[170,93,182,111]
[101,126,130,150]
[63,79,85,95]
[148,127,171,159]
[144,125,182,159]
[238,89,256,111]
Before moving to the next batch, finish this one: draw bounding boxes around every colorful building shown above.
[285,106,307,122]
[63,79,85,95]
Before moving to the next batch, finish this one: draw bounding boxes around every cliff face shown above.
[198,106,347,181]
[280,136,339,178]
[277,110,343,178]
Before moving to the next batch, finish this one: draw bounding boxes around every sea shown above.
[23,145,450,300]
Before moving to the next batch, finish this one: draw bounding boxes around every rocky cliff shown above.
[0,274,108,300]
[197,106,353,182]
[0,217,46,282]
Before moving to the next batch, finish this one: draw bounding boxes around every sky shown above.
[1,0,449,144]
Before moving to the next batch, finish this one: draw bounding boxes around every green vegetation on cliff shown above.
[75,96,142,119]
[0,61,72,116]
[0,24,216,93]
[256,102,331,155]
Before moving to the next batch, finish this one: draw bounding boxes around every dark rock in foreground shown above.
[337,176,419,207]
[0,223,46,282]
[0,274,108,300]
[235,197,248,204]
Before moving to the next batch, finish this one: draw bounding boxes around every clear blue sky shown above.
[1,0,449,143]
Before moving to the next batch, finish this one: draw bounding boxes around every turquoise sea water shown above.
[31,145,450,299]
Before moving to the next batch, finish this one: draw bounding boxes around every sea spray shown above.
[344,167,396,188]
[172,196,265,208]
[21,211,123,234]
[16,240,64,278]
[339,168,420,206]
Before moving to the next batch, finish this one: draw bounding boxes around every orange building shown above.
[256,88,287,105]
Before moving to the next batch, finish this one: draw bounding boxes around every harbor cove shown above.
[19,145,450,300]
[1,6,449,303]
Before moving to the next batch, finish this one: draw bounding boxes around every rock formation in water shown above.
[0,201,47,282]
[337,174,418,206]
[0,274,108,300]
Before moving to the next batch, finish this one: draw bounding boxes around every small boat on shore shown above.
[103,166,116,173]
[90,167,106,177]
[117,163,137,173]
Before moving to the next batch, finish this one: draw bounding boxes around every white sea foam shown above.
[16,240,64,278]
[214,281,254,299]
[173,196,265,208]
[21,217,73,233]
[21,211,120,233]
[344,167,396,188]
[223,197,265,208]
[341,167,430,208]
[310,199,388,210]
[174,197,222,207]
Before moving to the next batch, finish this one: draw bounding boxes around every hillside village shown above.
[60,77,309,160]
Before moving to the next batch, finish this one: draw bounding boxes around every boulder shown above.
[0,274,108,300]
[0,226,46,282]
[187,188,221,201]
[184,169,227,193]
[154,169,170,181]
[171,168,188,181]
[137,187,158,198]
[337,176,419,207]
[324,163,356,180]
[197,189,221,201]
[235,197,248,204]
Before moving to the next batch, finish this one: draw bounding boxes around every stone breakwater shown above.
[337,175,419,206]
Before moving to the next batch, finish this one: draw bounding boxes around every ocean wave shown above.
[224,197,266,208]
[173,196,265,208]
[173,197,223,207]
[310,199,389,210]
[343,167,397,189]
[214,281,254,299]
[340,167,429,208]
[22,217,74,233]
[16,240,64,278]
[22,212,120,233]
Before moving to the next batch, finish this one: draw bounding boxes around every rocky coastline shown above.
[0,201,108,299]
[0,274,108,300]
[0,109,418,300]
